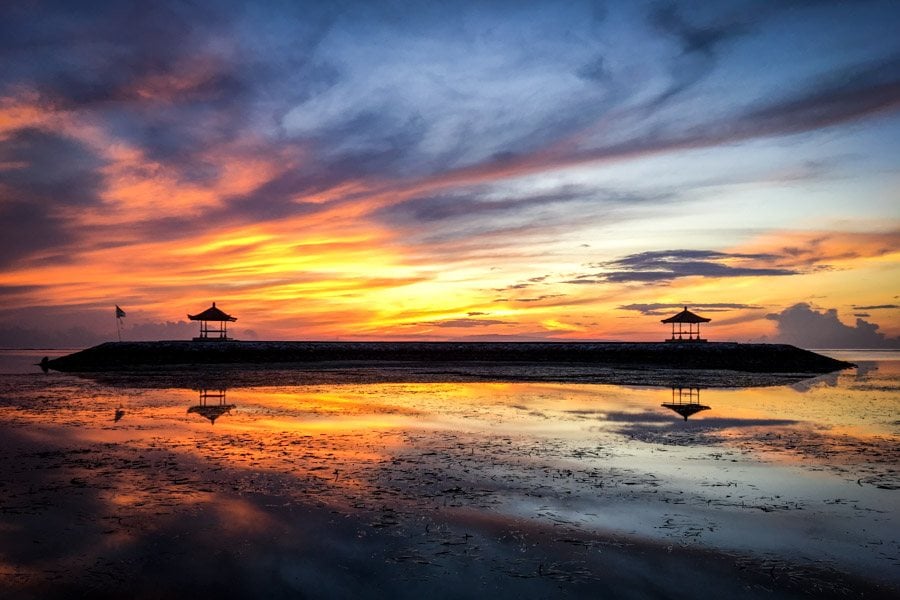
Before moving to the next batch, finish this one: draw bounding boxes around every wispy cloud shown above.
[419,318,513,328]
[618,302,765,316]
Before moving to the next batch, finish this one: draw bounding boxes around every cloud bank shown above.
[572,250,798,284]
[766,303,899,349]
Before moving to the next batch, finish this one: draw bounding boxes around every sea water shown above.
[0,348,897,595]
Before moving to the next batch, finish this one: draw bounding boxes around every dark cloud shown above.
[563,279,602,285]
[424,318,512,328]
[563,53,900,173]
[765,303,900,349]
[731,54,900,136]
[217,175,337,224]
[576,249,797,284]
[854,304,899,310]
[373,186,671,249]
[618,303,764,316]
[576,55,611,83]
[0,128,107,266]
[378,186,588,225]
[0,0,344,183]
[458,52,900,216]
[122,320,200,341]
[642,2,748,109]
[496,283,532,291]
[0,128,105,204]
[0,284,42,298]
[291,109,431,174]
[0,319,202,348]
[0,325,107,349]
[649,3,746,57]
[515,295,565,303]
[1,3,179,97]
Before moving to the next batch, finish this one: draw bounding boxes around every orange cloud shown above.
[736,229,900,269]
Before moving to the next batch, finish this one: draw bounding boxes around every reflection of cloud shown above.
[604,411,678,423]
[789,372,840,392]
[853,361,879,380]
[766,303,900,349]
[611,413,798,437]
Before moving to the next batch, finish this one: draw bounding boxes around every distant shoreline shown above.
[43,340,854,375]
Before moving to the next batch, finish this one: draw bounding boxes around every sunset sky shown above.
[1,0,898,348]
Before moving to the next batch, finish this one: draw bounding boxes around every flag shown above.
[115,305,126,318]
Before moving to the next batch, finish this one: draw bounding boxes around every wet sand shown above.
[0,360,897,598]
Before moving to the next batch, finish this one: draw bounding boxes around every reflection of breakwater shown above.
[61,365,828,390]
[661,386,710,421]
[187,387,235,425]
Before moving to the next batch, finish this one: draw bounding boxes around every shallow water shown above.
[0,349,897,598]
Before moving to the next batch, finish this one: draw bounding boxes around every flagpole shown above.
[115,305,125,342]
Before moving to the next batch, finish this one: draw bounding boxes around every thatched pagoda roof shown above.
[188,302,237,322]
[188,404,235,424]
[661,307,711,324]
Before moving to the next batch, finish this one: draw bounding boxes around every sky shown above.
[1,0,899,348]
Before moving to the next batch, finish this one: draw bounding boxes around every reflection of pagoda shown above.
[661,386,710,421]
[188,388,235,424]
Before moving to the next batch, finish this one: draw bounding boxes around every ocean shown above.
[0,347,897,598]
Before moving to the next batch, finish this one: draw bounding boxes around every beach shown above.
[0,350,897,598]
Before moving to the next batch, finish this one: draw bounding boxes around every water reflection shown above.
[661,386,710,421]
[790,370,841,392]
[187,387,235,425]
[1,359,897,599]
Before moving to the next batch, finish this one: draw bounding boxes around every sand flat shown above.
[0,353,897,598]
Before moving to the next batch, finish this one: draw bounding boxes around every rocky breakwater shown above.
[42,341,854,374]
